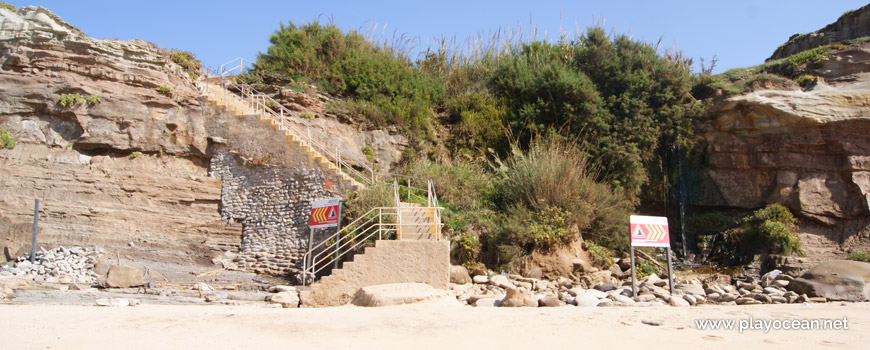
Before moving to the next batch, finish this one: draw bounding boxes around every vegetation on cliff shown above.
[249,21,705,269]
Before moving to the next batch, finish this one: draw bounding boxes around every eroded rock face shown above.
[768,4,870,61]
[694,45,870,227]
[0,6,207,156]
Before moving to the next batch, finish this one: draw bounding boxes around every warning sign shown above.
[310,198,341,228]
[630,215,670,248]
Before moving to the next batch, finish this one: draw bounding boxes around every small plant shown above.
[157,85,173,97]
[586,241,613,267]
[298,111,316,119]
[794,74,815,87]
[0,2,15,11]
[169,49,201,79]
[637,260,658,278]
[58,94,86,107]
[848,251,870,263]
[361,145,375,163]
[131,151,141,158]
[86,95,103,105]
[158,149,165,157]
[0,128,16,149]
[266,100,278,109]
[451,233,480,269]
[742,204,803,256]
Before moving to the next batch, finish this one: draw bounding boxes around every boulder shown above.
[472,275,488,284]
[449,265,472,285]
[573,291,601,307]
[350,283,452,307]
[787,260,870,302]
[524,266,543,280]
[489,275,513,289]
[537,294,563,307]
[499,287,537,307]
[102,266,145,288]
[270,291,300,308]
[668,295,690,307]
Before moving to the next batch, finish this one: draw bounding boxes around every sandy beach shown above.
[1,301,866,349]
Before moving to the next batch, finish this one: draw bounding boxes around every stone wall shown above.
[208,146,332,276]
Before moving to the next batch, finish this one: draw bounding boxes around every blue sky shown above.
[8,1,868,73]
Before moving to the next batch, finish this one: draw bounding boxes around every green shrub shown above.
[86,95,102,105]
[847,251,870,263]
[0,128,16,149]
[741,204,803,256]
[131,151,141,158]
[157,86,172,96]
[58,94,86,107]
[0,2,15,11]
[492,136,633,251]
[794,74,815,87]
[637,260,659,278]
[169,50,201,79]
[586,241,613,267]
[298,111,316,119]
[451,232,480,268]
[361,145,375,163]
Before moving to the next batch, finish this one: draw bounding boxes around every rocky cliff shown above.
[0,5,366,279]
[768,4,870,61]
[695,21,870,262]
[0,6,236,266]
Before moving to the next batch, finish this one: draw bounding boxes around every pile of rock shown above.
[449,265,836,308]
[0,247,102,283]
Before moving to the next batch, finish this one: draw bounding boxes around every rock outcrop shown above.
[768,4,870,61]
[787,260,870,301]
[694,41,870,260]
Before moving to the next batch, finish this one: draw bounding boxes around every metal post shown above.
[666,247,675,295]
[333,201,343,270]
[30,199,39,264]
[630,245,637,298]
[303,227,314,287]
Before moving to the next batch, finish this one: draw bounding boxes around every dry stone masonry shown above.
[209,147,329,276]
[0,246,102,283]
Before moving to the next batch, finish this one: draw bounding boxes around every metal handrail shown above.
[193,58,446,283]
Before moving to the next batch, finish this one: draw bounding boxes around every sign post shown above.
[303,198,342,287]
[629,215,673,297]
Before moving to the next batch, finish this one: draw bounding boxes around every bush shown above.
[169,50,201,79]
[794,74,815,87]
[0,128,16,149]
[58,94,86,107]
[0,2,15,11]
[847,251,870,263]
[86,95,102,105]
[637,260,659,278]
[157,86,172,96]
[586,241,613,267]
[361,145,375,163]
[451,232,480,268]
[492,136,633,251]
[741,204,803,256]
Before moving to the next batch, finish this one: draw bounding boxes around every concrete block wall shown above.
[303,240,449,306]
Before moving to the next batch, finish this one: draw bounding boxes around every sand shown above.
[1,301,867,349]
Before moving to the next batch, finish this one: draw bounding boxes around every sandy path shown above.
[1,302,867,349]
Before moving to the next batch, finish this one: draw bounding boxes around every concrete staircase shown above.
[198,81,363,189]
[301,239,449,306]
[398,202,439,240]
